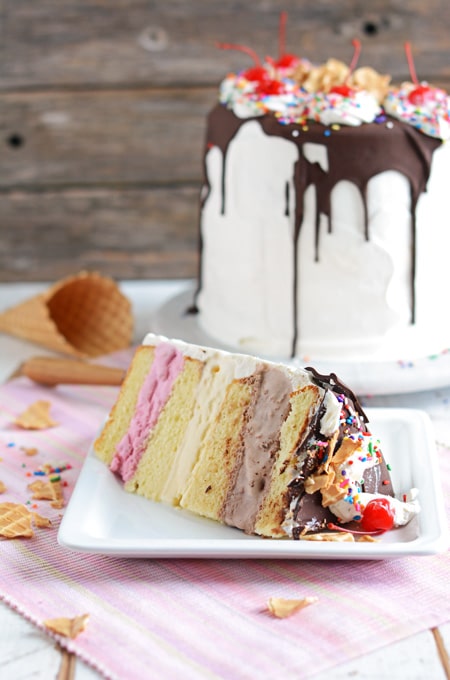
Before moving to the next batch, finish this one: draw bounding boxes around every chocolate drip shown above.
[192,106,247,309]
[196,104,441,353]
[305,367,369,423]
[363,461,394,497]
[285,393,330,536]
[220,155,226,215]
[284,181,290,217]
[291,493,333,538]
[201,105,245,214]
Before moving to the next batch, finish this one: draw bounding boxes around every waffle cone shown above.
[0,271,133,358]
[0,503,34,538]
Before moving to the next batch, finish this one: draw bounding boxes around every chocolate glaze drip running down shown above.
[195,104,441,357]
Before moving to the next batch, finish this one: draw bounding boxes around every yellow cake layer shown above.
[179,377,255,521]
[125,357,204,501]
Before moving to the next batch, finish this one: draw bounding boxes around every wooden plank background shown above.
[1,0,450,282]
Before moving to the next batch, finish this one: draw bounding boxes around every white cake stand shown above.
[151,284,450,396]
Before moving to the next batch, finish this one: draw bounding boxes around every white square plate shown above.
[58,409,448,559]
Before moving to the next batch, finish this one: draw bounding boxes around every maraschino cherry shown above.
[330,84,354,97]
[404,41,432,105]
[216,42,270,83]
[330,38,361,97]
[217,41,285,96]
[256,79,285,95]
[360,497,395,532]
[271,11,300,71]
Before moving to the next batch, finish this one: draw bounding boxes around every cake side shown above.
[94,334,420,539]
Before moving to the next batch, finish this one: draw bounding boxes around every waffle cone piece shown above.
[0,502,52,538]
[0,503,34,538]
[0,271,133,358]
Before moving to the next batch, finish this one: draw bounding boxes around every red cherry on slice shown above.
[408,84,432,105]
[360,497,395,533]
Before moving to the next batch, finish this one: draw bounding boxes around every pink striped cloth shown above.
[0,364,449,680]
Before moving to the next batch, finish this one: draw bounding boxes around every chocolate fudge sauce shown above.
[287,369,394,536]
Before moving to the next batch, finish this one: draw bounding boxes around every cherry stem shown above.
[216,42,262,68]
[404,41,419,86]
[279,11,287,58]
[348,38,361,76]
[327,522,385,536]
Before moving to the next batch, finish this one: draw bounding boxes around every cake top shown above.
[217,22,450,140]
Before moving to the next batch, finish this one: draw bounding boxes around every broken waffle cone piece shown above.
[43,614,89,638]
[267,596,318,618]
[15,400,58,430]
[32,512,52,528]
[0,503,52,538]
[301,531,355,542]
[21,447,39,456]
[28,478,65,508]
[0,502,34,538]
[0,271,133,358]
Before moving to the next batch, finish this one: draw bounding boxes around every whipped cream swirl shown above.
[384,81,450,140]
[305,89,381,127]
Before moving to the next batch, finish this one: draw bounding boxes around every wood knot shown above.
[138,26,168,52]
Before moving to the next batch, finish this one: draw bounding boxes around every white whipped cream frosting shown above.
[385,82,450,140]
[219,72,307,120]
[219,64,450,141]
[319,391,341,437]
[306,90,381,127]
[220,74,382,126]
[219,70,382,127]
[328,435,420,526]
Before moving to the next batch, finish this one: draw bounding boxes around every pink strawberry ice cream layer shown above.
[110,342,185,482]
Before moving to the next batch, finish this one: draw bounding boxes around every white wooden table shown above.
[0,280,449,680]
